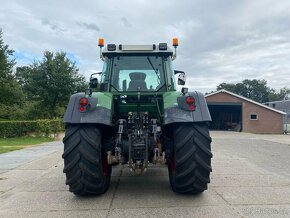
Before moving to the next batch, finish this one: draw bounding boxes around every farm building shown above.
[205,89,286,134]
[264,100,290,124]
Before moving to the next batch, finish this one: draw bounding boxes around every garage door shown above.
[207,103,242,131]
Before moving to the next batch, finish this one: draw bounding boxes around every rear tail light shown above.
[186,96,195,105]
[79,97,88,112]
[185,96,196,111]
[80,98,88,106]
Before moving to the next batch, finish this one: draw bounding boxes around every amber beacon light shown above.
[98,38,104,47]
[98,38,105,60]
[172,37,179,47]
[172,37,178,60]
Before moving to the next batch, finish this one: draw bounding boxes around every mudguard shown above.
[63,93,113,126]
[163,91,211,125]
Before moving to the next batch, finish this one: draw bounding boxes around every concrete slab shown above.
[210,131,290,145]
[112,190,225,209]
[0,170,7,175]
[212,164,268,175]
[112,176,225,209]
[212,158,245,166]
[211,174,290,187]
[114,174,169,191]
[44,165,65,178]
[233,205,290,218]
[212,133,290,178]
[0,190,114,212]
[108,206,240,218]
[21,175,68,192]
[214,186,290,205]
[17,151,63,170]
[0,141,62,170]
[0,209,108,218]
[0,170,46,192]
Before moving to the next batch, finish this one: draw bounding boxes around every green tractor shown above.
[62,38,212,195]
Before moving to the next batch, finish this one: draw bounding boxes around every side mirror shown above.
[89,72,102,88]
[174,70,184,75]
[89,78,99,88]
[174,70,186,85]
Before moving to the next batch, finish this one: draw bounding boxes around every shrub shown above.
[0,119,64,138]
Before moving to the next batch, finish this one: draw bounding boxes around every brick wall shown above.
[206,92,283,134]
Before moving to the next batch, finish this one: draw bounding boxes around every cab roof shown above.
[102,44,174,56]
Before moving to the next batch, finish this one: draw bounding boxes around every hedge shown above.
[0,119,64,138]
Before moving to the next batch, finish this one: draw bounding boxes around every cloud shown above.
[1,0,290,93]
[77,22,100,32]
[121,17,132,27]
[41,19,66,33]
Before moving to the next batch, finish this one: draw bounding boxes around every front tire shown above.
[168,123,212,194]
[62,124,111,196]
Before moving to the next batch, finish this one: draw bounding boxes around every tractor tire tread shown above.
[168,123,212,194]
[63,124,111,196]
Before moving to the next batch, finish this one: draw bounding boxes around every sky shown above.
[1,0,290,93]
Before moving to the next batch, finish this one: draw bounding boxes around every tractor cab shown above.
[90,39,187,123]
[90,39,186,93]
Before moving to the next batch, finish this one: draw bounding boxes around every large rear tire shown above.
[168,123,212,194]
[62,124,111,196]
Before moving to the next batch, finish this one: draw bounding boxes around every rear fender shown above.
[163,91,211,125]
[63,92,113,126]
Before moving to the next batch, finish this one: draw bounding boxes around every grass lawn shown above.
[0,136,54,154]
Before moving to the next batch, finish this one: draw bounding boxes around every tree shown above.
[16,51,87,118]
[239,79,270,103]
[217,79,270,103]
[216,79,290,103]
[278,87,290,100]
[216,82,236,93]
[0,29,25,119]
[268,87,290,102]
